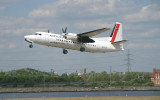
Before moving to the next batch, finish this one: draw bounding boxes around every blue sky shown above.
[0,0,160,74]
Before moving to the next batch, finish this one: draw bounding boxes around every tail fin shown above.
[110,22,128,51]
[110,22,122,43]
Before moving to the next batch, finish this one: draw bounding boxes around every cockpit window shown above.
[35,33,42,35]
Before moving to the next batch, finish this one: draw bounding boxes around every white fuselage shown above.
[24,32,123,53]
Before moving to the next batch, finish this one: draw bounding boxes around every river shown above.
[0,91,160,99]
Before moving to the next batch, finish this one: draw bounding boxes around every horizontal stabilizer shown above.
[111,40,128,45]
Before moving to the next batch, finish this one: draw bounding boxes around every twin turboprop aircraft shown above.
[24,22,128,54]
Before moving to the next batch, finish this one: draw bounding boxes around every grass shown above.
[5,96,160,100]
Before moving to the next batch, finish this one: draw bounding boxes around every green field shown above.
[5,96,160,100]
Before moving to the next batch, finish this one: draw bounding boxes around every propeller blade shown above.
[64,27,67,33]
[48,29,50,33]
[62,28,65,33]
[62,27,67,33]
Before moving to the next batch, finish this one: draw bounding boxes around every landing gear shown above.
[80,47,85,52]
[63,49,68,54]
[29,44,33,48]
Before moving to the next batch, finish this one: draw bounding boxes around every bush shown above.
[12,82,17,87]
[24,80,34,87]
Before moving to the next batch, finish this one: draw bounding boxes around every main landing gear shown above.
[63,49,68,54]
[80,47,85,52]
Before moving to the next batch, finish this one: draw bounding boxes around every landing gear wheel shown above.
[80,47,85,52]
[29,44,33,48]
[63,49,68,54]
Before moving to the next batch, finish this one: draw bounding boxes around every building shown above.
[80,68,86,74]
[76,68,86,78]
[151,69,160,86]
[50,69,58,76]
[112,71,124,75]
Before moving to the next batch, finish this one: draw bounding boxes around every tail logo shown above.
[110,24,120,42]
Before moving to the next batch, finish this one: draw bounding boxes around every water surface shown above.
[0,91,160,99]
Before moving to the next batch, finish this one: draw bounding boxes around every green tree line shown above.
[0,68,153,87]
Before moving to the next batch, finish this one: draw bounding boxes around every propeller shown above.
[62,27,67,38]
[62,27,67,33]
[48,29,50,33]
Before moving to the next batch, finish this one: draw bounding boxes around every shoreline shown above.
[3,96,160,100]
[1,90,160,94]
[1,86,160,93]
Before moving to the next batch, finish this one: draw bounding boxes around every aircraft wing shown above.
[78,27,110,37]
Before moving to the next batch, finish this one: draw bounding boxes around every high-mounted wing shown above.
[63,27,110,43]
[76,27,110,43]
[78,27,110,37]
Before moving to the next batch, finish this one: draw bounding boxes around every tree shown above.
[13,81,17,87]
[68,73,80,82]
[24,78,34,87]
[61,73,69,82]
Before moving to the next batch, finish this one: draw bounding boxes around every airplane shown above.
[24,22,128,54]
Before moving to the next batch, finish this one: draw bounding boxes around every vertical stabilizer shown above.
[110,22,122,42]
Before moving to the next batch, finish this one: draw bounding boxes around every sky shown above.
[0,0,160,74]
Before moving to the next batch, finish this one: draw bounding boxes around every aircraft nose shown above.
[24,35,35,43]
[24,35,28,39]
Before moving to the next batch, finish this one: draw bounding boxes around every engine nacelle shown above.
[65,33,78,41]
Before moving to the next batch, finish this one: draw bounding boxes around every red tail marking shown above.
[110,24,120,42]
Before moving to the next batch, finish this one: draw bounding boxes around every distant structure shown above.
[50,69,58,76]
[80,68,86,74]
[75,70,78,76]
[126,49,131,72]
[77,68,86,78]
[112,71,124,75]
[151,68,160,86]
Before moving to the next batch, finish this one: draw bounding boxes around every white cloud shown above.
[74,21,113,30]
[0,45,4,49]
[28,0,134,32]
[127,43,159,49]
[28,0,124,18]
[1,0,160,37]
[0,7,6,11]
[8,43,16,49]
[28,8,53,18]
[0,43,16,49]
[0,0,19,4]
[124,4,160,22]
[0,17,47,36]
[0,0,159,39]
[139,28,160,38]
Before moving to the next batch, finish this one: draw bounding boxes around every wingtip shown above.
[105,27,110,30]
[125,40,129,42]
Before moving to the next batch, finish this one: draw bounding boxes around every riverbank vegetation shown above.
[0,68,153,88]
